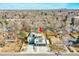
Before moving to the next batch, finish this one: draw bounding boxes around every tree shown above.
[18,31,28,51]
[21,20,31,32]
[70,17,74,26]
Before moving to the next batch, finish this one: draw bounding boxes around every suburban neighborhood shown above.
[0,10,79,55]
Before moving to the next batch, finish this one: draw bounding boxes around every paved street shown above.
[25,45,51,53]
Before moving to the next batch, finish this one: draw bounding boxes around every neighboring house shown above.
[4,35,14,43]
[4,26,12,32]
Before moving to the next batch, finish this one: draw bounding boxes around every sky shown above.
[0,3,79,9]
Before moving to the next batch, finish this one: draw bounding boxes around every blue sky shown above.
[0,3,79,9]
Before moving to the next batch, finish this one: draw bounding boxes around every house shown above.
[4,26,12,32]
[34,33,47,46]
[4,35,14,43]
[27,32,48,46]
[27,32,37,44]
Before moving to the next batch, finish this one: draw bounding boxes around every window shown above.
[39,40,42,42]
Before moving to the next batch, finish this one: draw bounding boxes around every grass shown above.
[49,44,64,52]
[18,31,27,39]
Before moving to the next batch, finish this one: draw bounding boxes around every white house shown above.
[34,33,47,46]
[27,32,48,46]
